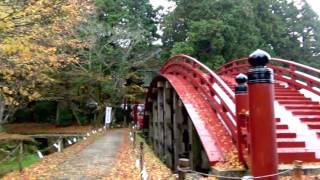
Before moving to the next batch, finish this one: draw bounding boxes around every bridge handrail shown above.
[217,57,320,96]
[161,54,237,139]
[162,54,235,98]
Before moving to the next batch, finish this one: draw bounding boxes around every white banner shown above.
[37,150,44,159]
[105,106,112,124]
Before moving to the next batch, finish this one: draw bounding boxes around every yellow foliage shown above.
[0,0,94,107]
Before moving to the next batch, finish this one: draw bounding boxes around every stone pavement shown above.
[50,129,124,180]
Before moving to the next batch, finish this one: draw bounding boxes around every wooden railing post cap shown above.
[178,158,190,168]
[293,160,303,167]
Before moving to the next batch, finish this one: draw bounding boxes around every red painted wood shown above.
[301,118,320,122]
[285,105,320,110]
[275,96,308,100]
[277,100,319,105]
[235,93,249,165]
[278,151,316,163]
[308,124,320,129]
[276,124,289,129]
[277,141,305,148]
[162,74,235,164]
[145,54,320,169]
[292,111,320,116]
[277,132,297,138]
[248,83,278,179]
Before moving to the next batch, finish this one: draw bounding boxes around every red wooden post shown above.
[235,73,249,165]
[247,49,278,179]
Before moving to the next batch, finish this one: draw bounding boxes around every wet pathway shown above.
[50,129,124,180]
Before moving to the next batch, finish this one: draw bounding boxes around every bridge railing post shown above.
[247,49,278,179]
[235,73,249,165]
[133,126,136,150]
[292,160,303,180]
[140,142,144,173]
[178,158,190,180]
[18,140,24,172]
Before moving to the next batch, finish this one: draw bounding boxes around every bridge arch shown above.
[144,54,320,171]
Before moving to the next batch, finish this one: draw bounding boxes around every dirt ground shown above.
[4,123,93,135]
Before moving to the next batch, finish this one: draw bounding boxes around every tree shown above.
[0,0,93,129]
[251,0,320,66]
[161,0,263,69]
[161,0,320,69]
[46,0,160,126]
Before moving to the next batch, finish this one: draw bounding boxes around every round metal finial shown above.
[235,73,248,85]
[247,49,274,84]
[248,49,271,67]
[235,73,248,94]
[86,99,98,112]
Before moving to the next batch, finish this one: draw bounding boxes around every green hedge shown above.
[56,107,73,126]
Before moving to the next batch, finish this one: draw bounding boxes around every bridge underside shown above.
[144,75,238,170]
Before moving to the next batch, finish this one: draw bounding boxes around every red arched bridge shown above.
[143,50,320,178]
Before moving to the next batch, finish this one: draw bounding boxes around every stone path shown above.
[50,129,124,180]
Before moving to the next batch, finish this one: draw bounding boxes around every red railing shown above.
[145,53,320,169]
[217,58,320,96]
[161,54,237,140]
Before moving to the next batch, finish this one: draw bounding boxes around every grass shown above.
[0,154,40,177]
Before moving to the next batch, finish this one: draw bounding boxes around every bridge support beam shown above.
[157,81,164,157]
[151,88,158,150]
[173,90,185,170]
[187,116,194,169]
[163,81,173,168]
[247,50,278,179]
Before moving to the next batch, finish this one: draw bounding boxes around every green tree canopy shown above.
[162,0,320,69]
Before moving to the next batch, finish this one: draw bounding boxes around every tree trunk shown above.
[93,110,104,127]
[56,101,61,125]
[71,103,82,125]
[0,98,5,132]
